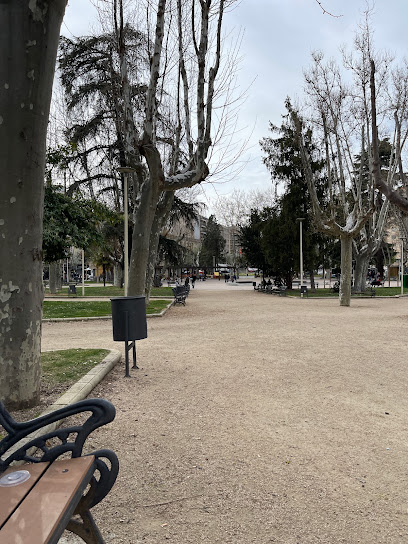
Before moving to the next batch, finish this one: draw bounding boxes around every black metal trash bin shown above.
[110,296,147,376]
[68,284,77,295]
[110,296,147,341]
[300,285,308,297]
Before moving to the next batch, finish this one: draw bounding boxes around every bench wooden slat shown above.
[0,462,50,528]
[0,456,95,544]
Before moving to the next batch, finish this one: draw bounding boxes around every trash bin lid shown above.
[110,296,145,300]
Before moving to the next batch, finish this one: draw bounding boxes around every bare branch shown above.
[313,0,342,18]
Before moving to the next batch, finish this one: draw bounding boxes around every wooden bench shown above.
[0,398,119,544]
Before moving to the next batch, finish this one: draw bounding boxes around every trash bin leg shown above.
[124,312,130,377]
[132,342,138,369]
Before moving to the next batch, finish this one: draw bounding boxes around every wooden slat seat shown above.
[0,457,95,544]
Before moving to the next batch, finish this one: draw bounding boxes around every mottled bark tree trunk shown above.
[353,251,369,292]
[128,182,161,296]
[0,0,67,408]
[56,261,62,290]
[49,262,58,294]
[144,192,174,304]
[113,263,123,287]
[339,235,353,306]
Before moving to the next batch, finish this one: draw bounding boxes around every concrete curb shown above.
[9,349,122,461]
[40,349,121,416]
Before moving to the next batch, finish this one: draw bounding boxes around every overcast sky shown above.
[62,0,408,210]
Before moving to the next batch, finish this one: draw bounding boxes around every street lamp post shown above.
[117,167,136,297]
[297,218,305,293]
[81,249,85,296]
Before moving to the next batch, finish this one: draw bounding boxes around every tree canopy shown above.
[43,186,113,263]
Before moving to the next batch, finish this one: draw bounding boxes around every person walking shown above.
[192,273,197,288]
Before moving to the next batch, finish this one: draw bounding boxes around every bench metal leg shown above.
[66,511,105,544]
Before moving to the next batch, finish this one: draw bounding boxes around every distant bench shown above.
[0,398,118,544]
[172,285,190,305]
[254,284,287,296]
[353,287,376,297]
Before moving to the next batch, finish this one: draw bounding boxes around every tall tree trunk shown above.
[339,235,353,306]
[145,228,160,306]
[128,182,161,296]
[113,263,123,287]
[145,192,174,304]
[285,273,293,290]
[310,271,315,290]
[353,251,369,292]
[375,247,385,279]
[0,0,67,409]
[56,260,62,291]
[49,262,58,294]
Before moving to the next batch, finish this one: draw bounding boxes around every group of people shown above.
[183,274,197,288]
[367,269,382,286]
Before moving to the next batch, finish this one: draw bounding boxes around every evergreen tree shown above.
[58,27,149,200]
[259,101,328,287]
[199,216,226,269]
[239,209,272,277]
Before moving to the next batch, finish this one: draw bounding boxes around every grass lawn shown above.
[43,299,171,319]
[288,286,405,297]
[41,348,109,384]
[45,285,173,297]
[0,348,111,431]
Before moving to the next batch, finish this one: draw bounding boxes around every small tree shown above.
[43,187,113,290]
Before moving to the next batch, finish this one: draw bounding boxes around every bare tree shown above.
[107,0,241,296]
[313,0,342,17]
[212,187,274,227]
[294,9,408,304]
[371,59,408,230]
[292,48,375,306]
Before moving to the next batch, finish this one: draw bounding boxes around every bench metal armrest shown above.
[0,398,116,469]
[0,399,119,543]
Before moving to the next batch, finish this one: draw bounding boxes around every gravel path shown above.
[43,283,408,543]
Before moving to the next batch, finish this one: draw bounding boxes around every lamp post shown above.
[297,218,305,292]
[117,167,136,296]
[81,249,85,296]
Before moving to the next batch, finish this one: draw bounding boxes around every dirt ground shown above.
[42,282,408,543]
